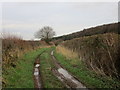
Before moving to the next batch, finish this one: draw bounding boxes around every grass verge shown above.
[54,47,120,89]
[3,48,46,88]
[40,48,66,88]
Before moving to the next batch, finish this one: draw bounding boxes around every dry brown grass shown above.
[56,45,80,66]
[56,45,78,60]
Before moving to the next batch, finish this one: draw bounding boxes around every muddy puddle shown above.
[34,62,42,89]
[58,68,86,88]
[51,50,88,89]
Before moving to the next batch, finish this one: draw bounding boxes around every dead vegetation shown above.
[1,32,41,69]
[61,33,120,78]
[56,46,78,60]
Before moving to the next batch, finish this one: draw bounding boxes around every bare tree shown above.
[34,26,55,43]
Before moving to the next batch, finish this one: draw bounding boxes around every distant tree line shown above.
[52,22,120,41]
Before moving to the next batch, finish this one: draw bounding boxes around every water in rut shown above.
[34,63,42,89]
[51,50,87,89]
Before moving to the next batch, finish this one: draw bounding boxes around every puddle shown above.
[52,69,70,88]
[58,68,72,79]
[51,51,54,55]
[51,50,87,89]
[35,75,41,88]
[35,68,39,72]
[35,64,40,68]
[34,63,42,88]
[34,68,39,76]
[58,68,86,88]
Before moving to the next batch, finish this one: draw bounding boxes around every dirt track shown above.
[51,50,88,89]
[33,49,87,89]
[33,50,46,89]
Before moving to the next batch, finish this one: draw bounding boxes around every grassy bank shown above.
[40,48,66,88]
[3,48,46,88]
[54,46,120,89]
[62,33,120,77]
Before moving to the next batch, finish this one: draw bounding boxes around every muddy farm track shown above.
[33,50,46,89]
[51,50,87,89]
[33,49,87,89]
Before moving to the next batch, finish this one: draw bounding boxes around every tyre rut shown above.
[51,50,88,89]
[33,50,46,89]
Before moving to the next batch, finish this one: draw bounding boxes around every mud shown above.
[33,50,46,89]
[33,49,87,89]
[51,50,88,89]
[33,59,42,89]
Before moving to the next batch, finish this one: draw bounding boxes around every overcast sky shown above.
[0,2,118,40]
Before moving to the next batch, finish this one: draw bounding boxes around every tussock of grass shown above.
[56,46,78,60]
